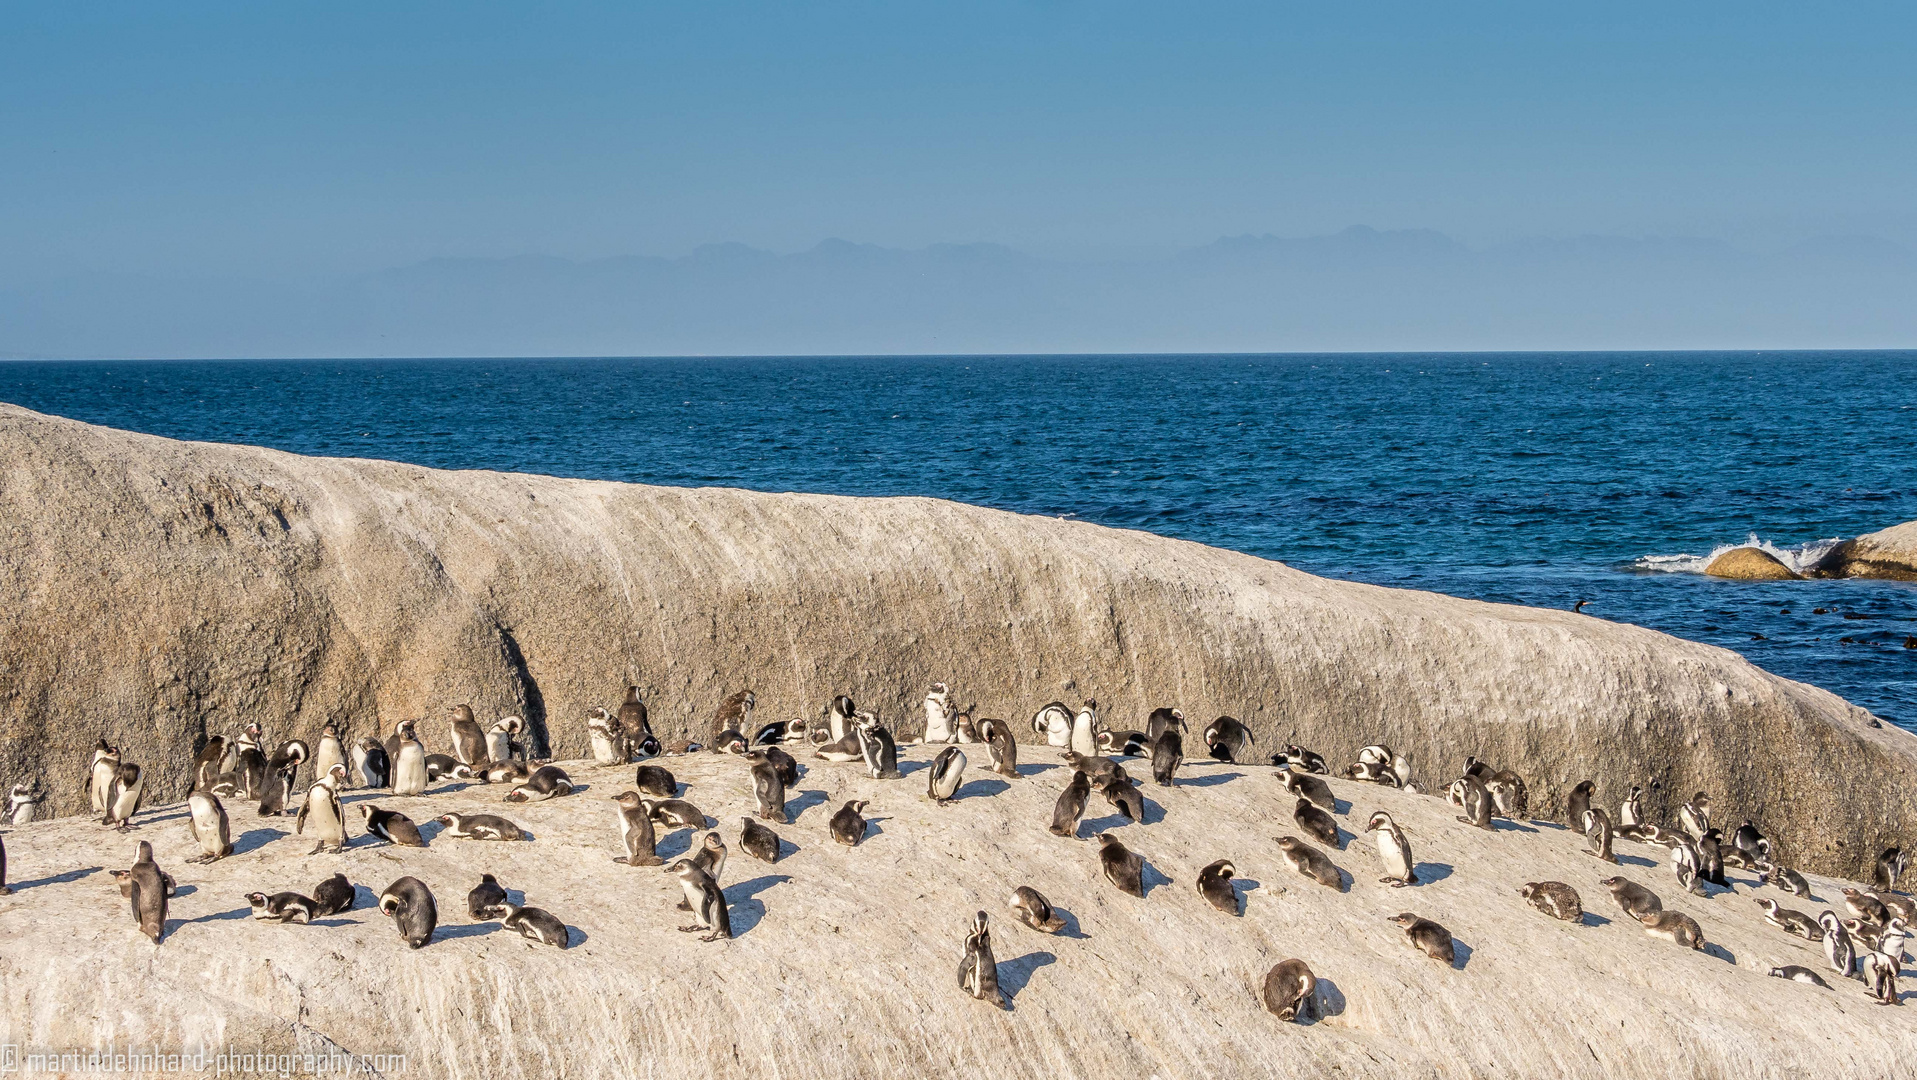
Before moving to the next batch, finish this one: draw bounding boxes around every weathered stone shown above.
[1,751,1913,1079]
[1810,520,1917,581]
[0,403,1911,881]
[1704,546,1801,581]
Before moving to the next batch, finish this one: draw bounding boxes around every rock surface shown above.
[0,403,1912,880]
[1,751,1913,1080]
[1703,546,1802,580]
[1813,520,1917,581]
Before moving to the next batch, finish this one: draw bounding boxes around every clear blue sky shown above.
[4,1,1913,285]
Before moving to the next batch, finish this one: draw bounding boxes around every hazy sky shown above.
[6,1,1915,286]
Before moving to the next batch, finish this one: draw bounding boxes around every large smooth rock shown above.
[1,751,1912,1079]
[0,403,1910,879]
[1811,520,1917,581]
[1704,546,1801,580]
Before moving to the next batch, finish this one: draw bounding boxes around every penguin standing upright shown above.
[670,861,731,941]
[1203,716,1251,763]
[1031,702,1072,748]
[857,718,903,780]
[920,683,957,744]
[127,840,167,943]
[1366,811,1418,887]
[487,716,526,766]
[103,763,145,829]
[748,757,787,824]
[313,724,347,787]
[295,763,350,854]
[232,724,268,800]
[7,782,42,825]
[352,738,390,789]
[257,740,308,817]
[392,721,428,796]
[1151,728,1183,787]
[87,740,120,815]
[185,791,233,863]
[1068,701,1100,757]
[979,718,1019,778]
[611,791,664,866]
[1565,780,1596,833]
[587,708,628,766]
[1618,785,1643,828]
[927,747,966,804]
[618,686,654,756]
[450,706,488,766]
[957,911,1006,1007]
[1050,769,1091,838]
[190,736,228,793]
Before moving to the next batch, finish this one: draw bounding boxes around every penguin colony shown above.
[5,684,1913,1037]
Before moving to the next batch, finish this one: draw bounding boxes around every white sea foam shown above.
[1630,533,1845,575]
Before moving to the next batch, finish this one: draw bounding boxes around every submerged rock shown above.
[1705,546,1801,580]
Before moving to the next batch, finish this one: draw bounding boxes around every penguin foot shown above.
[700,932,729,942]
[677,924,704,933]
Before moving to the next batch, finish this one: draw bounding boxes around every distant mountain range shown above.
[4,226,1915,357]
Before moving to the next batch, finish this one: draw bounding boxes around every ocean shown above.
[4,351,1912,728]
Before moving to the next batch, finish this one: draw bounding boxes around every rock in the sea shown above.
[1704,546,1802,580]
[1809,520,1917,581]
[0,403,1912,879]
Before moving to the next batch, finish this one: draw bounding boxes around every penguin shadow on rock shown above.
[1412,862,1453,885]
[1490,818,1538,834]
[784,790,829,822]
[1299,977,1348,1024]
[1614,852,1657,869]
[1449,940,1473,970]
[1578,911,1613,928]
[436,921,504,942]
[1137,861,1174,899]
[1229,876,1263,911]
[1176,771,1242,789]
[1331,797,1353,816]
[722,893,776,936]
[231,828,282,856]
[173,903,253,932]
[6,865,100,892]
[995,951,1057,1005]
[1700,942,1736,965]
[655,829,697,861]
[955,778,1009,800]
[1015,762,1059,778]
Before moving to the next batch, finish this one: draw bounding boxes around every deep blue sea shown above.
[4,352,1913,728]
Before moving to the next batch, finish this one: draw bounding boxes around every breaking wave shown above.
[1631,533,1845,575]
